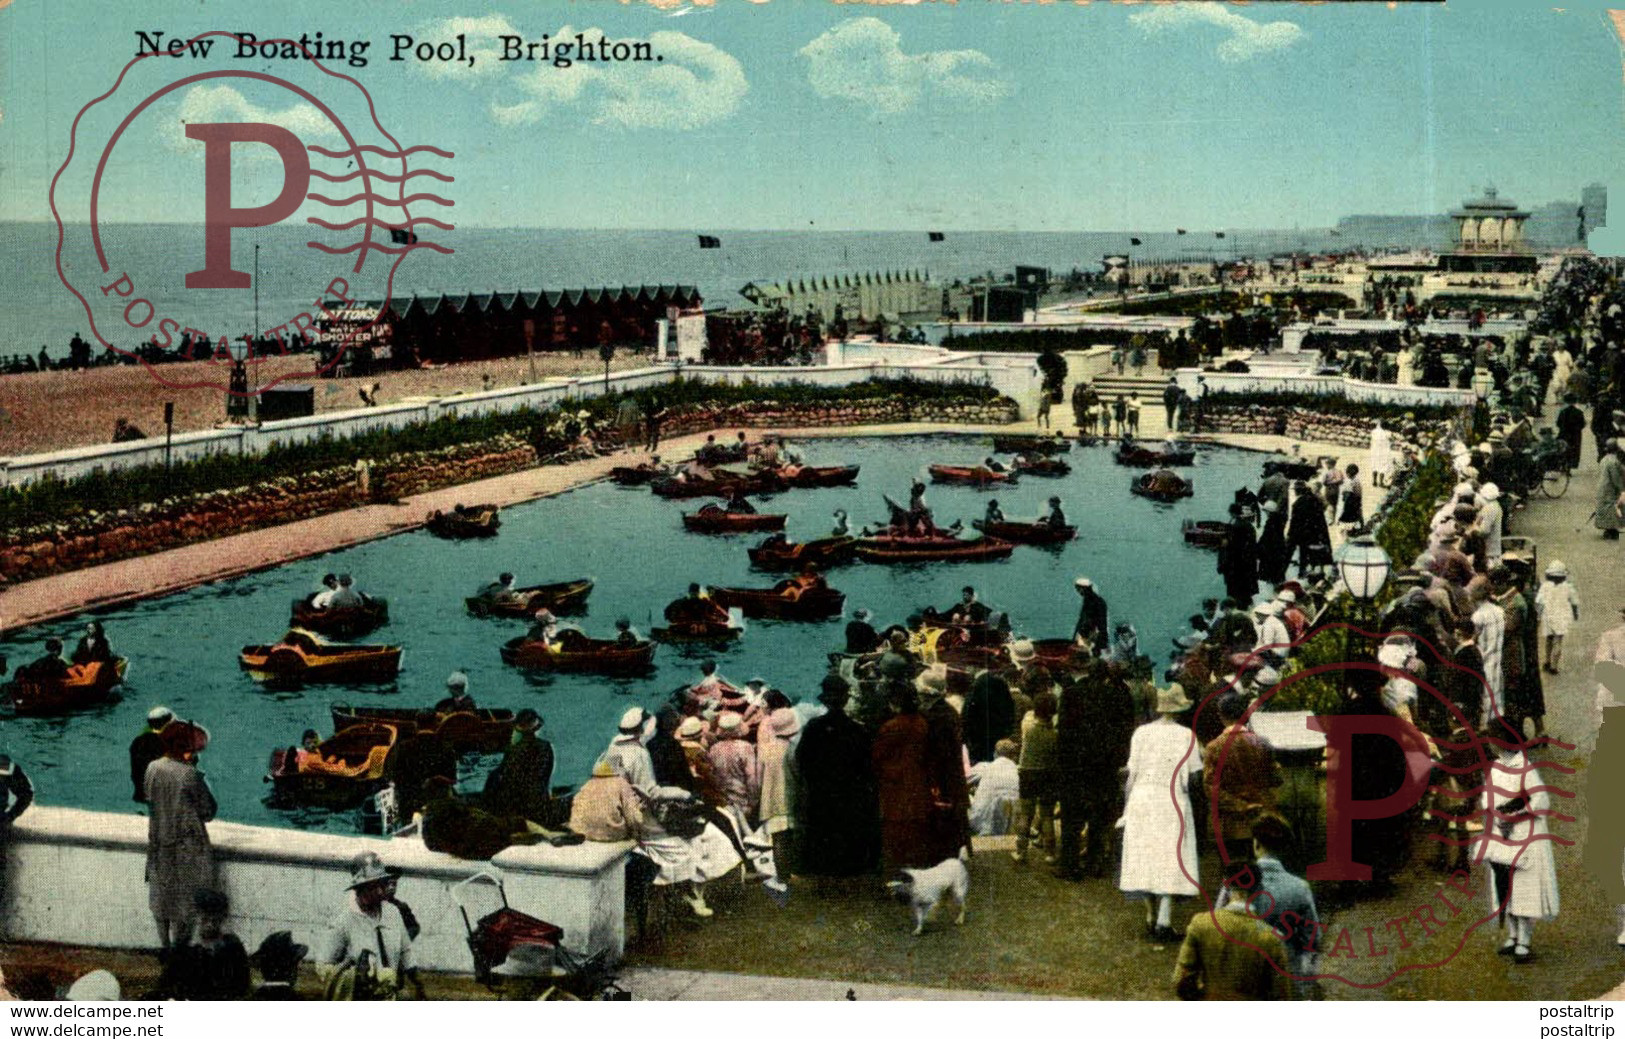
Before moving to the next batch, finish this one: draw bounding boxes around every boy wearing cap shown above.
[249,931,308,1000]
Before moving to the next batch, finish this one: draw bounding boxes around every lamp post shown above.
[1335,534,1392,682]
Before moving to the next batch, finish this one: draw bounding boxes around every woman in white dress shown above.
[1477,740,1560,964]
[1118,683,1203,942]
[1551,348,1574,405]
[1368,420,1395,488]
[1534,560,1580,675]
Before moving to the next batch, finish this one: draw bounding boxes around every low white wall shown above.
[1,806,631,974]
[1173,367,1475,408]
[0,357,1032,489]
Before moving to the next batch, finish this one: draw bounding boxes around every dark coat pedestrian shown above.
[1287,485,1333,571]
[130,709,172,803]
[1073,580,1110,650]
[1255,504,1289,586]
[384,731,458,822]
[1053,663,1136,879]
[796,682,879,876]
[922,692,971,862]
[872,694,935,871]
[1218,517,1259,603]
[962,670,1016,764]
[1556,402,1586,468]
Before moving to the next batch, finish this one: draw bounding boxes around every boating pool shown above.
[2,435,1277,832]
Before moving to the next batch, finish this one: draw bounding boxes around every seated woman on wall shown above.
[420,775,545,860]
[570,761,742,919]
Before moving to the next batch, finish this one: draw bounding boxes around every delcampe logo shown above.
[50,31,455,395]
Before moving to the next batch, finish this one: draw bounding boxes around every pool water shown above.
[1,435,1275,831]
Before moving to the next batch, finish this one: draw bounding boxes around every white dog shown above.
[885,848,970,935]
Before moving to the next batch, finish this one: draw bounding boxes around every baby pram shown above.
[451,870,564,987]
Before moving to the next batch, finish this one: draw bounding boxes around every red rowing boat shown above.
[972,519,1076,545]
[928,464,1017,487]
[853,535,1014,564]
[500,633,656,675]
[464,578,594,619]
[748,535,857,570]
[1115,442,1196,467]
[1013,457,1071,477]
[1132,469,1194,502]
[709,583,846,620]
[1181,520,1229,548]
[773,464,860,488]
[682,506,787,534]
[6,658,128,716]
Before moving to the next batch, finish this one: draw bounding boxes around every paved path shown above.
[620,967,1048,1001]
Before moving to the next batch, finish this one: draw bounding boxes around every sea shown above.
[1,222,1362,360]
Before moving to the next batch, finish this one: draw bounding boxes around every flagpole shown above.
[249,241,259,424]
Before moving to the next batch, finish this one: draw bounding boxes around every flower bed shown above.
[1193,403,1452,448]
[0,386,1017,583]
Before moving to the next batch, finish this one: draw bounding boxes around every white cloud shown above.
[161,84,336,151]
[411,15,525,80]
[415,16,746,130]
[799,17,1012,115]
[1129,3,1304,63]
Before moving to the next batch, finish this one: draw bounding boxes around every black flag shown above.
[698,235,721,249]
[389,226,418,245]
[1130,237,1142,246]
[1176,228,1187,235]
[1215,231,1226,239]
[928,231,945,242]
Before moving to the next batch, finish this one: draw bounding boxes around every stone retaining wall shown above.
[1193,404,1450,448]
[0,397,1017,583]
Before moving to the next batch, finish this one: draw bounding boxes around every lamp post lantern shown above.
[1336,534,1392,603]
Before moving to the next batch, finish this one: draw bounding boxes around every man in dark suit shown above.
[482,709,555,823]
[1054,660,1135,880]
[130,706,173,803]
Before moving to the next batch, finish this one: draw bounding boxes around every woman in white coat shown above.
[1477,739,1560,964]
[1118,683,1203,942]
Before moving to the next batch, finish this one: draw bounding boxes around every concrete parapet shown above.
[1,806,632,973]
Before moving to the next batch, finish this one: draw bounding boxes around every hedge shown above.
[0,376,1002,529]
[1088,289,1357,318]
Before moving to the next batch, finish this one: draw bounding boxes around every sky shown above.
[2,0,1623,232]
